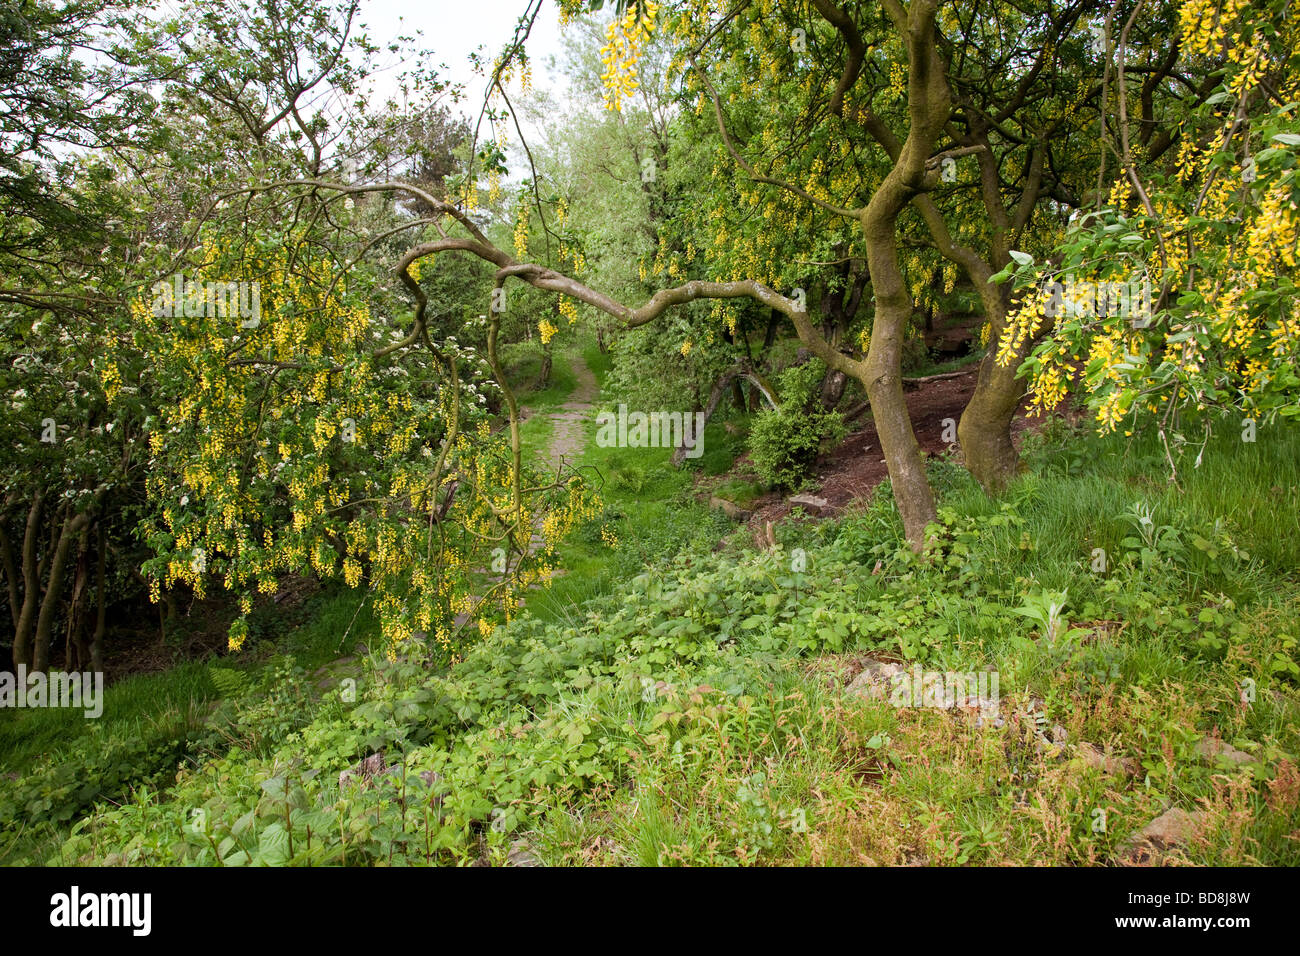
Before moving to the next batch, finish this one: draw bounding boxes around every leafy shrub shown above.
[747,360,848,489]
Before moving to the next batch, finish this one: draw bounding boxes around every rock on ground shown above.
[1119,807,1209,865]
[788,493,830,516]
[1195,736,1258,767]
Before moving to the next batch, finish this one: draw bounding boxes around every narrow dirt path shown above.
[537,353,598,470]
[523,352,597,565]
[450,352,599,630]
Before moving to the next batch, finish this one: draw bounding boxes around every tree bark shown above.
[731,379,746,412]
[92,524,106,674]
[66,539,92,672]
[12,492,43,671]
[33,511,91,674]
[0,519,19,633]
[850,0,948,547]
[820,369,848,408]
[860,217,938,547]
[537,346,552,389]
[958,324,1028,492]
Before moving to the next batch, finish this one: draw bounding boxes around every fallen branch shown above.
[902,368,973,388]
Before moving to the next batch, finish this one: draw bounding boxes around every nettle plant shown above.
[125,228,598,657]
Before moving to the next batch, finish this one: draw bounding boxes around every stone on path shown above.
[1195,735,1257,767]
[506,840,542,867]
[788,493,830,516]
[1071,742,1140,776]
[844,660,907,701]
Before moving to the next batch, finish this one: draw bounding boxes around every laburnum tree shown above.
[443,0,1204,545]
[401,0,970,546]
[1001,0,1300,466]
[4,0,601,667]
[641,0,1217,507]
[106,0,609,655]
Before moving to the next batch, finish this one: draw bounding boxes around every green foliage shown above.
[5,418,1297,866]
[207,665,250,699]
[747,360,848,489]
[999,0,1300,440]
[8,0,1300,871]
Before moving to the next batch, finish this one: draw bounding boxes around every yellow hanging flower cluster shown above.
[599,2,660,112]
[99,360,122,403]
[888,62,907,100]
[558,295,579,324]
[1179,0,1252,58]
[513,204,530,259]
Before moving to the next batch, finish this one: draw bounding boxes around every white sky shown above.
[356,0,571,115]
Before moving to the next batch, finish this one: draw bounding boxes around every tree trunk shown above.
[33,511,89,674]
[66,536,92,671]
[959,331,1027,493]
[956,266,1032,493]
[537,347,552,389]
[761,308,780,351]
[731,379,746,412]
[11,492,43,671]
[0,520,19,633]
[860,223,937,548]
[91,525,106,674]
[820,369,848,409]
[848,0,948,549]
[671,362,776,466]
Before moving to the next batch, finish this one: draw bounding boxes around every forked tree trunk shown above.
[949,125,1046,493]
[33,511,91,674]
[847,0,948,549]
